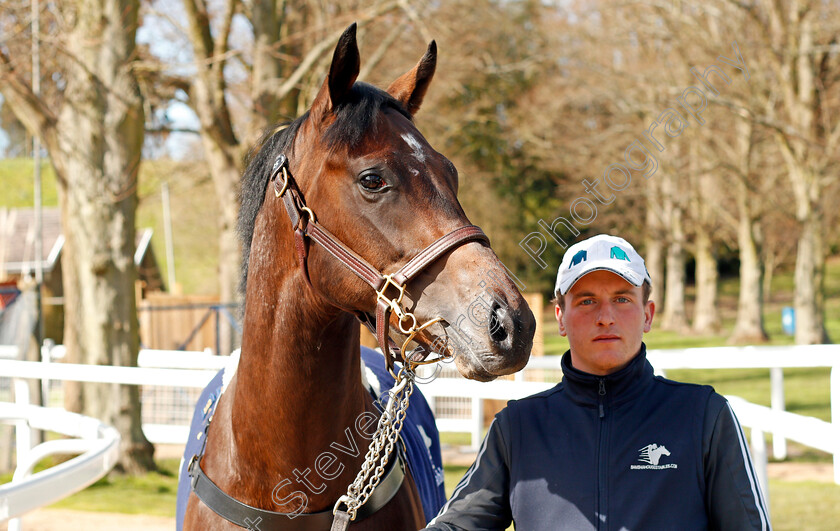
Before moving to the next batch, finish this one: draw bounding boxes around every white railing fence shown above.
[0,402,120,528]
[0,342,838,522]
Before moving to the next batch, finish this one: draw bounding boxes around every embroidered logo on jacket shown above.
[631,443,678,470]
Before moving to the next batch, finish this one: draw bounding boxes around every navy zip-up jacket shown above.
[425,344,771,530]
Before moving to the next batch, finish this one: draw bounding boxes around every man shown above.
[424,234,770,530]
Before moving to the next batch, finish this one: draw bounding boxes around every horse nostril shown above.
[489,301,509,343]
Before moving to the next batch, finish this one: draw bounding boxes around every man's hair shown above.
[553,281,652,312]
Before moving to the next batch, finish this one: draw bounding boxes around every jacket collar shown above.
[560,342,653,406]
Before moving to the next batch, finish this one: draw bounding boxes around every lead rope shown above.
[331,364,416,530]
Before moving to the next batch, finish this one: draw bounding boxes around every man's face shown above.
[555,270,655,376]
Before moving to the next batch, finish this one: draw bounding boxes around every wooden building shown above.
[0,207,165,342]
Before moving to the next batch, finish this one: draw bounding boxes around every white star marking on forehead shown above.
[400,133,426,164]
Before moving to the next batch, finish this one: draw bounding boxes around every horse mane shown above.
[237,82,413,298]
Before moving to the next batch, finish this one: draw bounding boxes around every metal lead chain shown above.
[334,365,415,520]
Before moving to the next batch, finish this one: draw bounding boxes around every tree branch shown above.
[358,21,407,81]
[0,49,57,150]
[274,1,401,102]
[182,0,215,61]
[212,0,237,91]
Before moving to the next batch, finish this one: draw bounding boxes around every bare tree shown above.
[729,118,770,342]
[0,1,154,472]
[751,0,838,344]
[660,160,690,332]
[644,179,667,307]
[689,137,721,334]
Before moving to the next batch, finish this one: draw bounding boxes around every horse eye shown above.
[359,174,387,191]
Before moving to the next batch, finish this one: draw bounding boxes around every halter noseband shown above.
[270,153,490,374]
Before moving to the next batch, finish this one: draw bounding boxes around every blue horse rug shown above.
[176,346,446,529]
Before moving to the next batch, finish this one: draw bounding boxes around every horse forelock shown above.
[322,82,413,151]
[237,83,414,299]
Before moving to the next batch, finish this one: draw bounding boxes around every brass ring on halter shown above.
[398,312,418,335]
[274,167,290,197]
[399,317,445,366]
[300,206,317,223]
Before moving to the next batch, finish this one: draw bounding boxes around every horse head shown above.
[242,24,535,382]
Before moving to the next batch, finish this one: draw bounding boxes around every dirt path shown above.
[1,509,174,531]
[767,461,834,482]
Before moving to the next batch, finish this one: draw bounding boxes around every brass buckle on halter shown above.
[272,154,290,197]
[274,167,290,198]
[376,274,406,308]
[376,278,417,335]
[377,275,453,370]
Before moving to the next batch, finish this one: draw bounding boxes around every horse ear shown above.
[311,23,361,124]
[387,41,437,116]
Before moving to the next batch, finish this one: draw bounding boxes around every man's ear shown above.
[310,23,360,126]
[555,304,568,337]
[643,300,655,333]
[387,41,437,116]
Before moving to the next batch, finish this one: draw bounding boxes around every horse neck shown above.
[230,252,372,497]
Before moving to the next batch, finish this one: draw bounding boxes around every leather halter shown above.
[270,153,490,372]
[189,153,489,529]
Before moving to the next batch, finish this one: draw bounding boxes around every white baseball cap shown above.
[554,234,651,296]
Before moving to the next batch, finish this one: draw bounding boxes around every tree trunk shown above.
[730,119,768,343]
[645,176,666,307]
[55,0,154,472]
[203,140,243,354]
[692,231,719,333]
[779,147,829,344]
[662,238,689,331]
[791,201,829,344]
[661,171,689,331]
[730,202,769,343]
[183,0,246,353]
[689,139,718,334]
[645,237,665,308]
[762,251,775,306]
[769,3,830,345]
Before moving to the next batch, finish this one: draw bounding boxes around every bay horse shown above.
[179,24,536,530]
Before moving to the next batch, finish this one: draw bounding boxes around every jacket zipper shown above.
[598,378,606,418]
[597,377,607,530]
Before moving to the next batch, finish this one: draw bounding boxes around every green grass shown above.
[769,480,840,530]
[439,431,473,447]
[49,458,181,517]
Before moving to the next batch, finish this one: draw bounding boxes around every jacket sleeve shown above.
[703,393,772,531]
[422,414,513,531]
